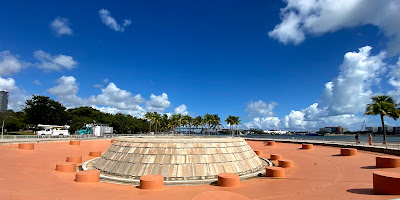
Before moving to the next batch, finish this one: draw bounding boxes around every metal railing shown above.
[243,136,400,150]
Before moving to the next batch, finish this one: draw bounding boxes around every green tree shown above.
[225,115,235,136]
[23,95,68,126]
[193,116,203,134]
[233,116,241,136]
[182,115,193,134]
[364,95,400,144]
[143,112,153,133]
[151,112,161,134]
[203,114,212,134]
[210,114,221,134]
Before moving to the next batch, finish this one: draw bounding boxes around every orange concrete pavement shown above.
[0,139,399,200]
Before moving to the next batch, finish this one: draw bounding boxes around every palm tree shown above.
[169,114,180,134]
[182,115,192,134]
[193,116,202,134]
[203,114,212,135]
[364,95,400,144]
[210,114,221,134]
[233,116,241,136]
[159,114,169,133]
[225,115,235,136]
[143,112,153,133]
[151,112,161,134]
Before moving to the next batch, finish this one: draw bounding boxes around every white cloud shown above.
[103,78,109,83]
[90,82,145,110]
[269,0,400,55]
[0,76,29,111]
[48,76,79,96]
[146,93,171,113]
[245,100,277,117]
[93,84,103,88]
[99,9,131,32]
[33,80,41,85]
[50,17,73,36]
[244,117,281,130]
[322,46,386,115]
[174,104,188,115]
[245,46,385,131]
[0,51,29,76]
[34,50,77,71]
[388,57,400,100]
[47,76,84,108]
[47,76,150,117]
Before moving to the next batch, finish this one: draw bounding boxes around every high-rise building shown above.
[0,90,9,112]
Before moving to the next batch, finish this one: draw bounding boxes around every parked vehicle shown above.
[78,123,113,136]
[36,124,70,136]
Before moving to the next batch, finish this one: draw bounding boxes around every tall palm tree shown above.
[159,114,169,133]
[233,116,241,136]
[364,95,400,144]
[225,115,234,136]
[193,116,202,134]
[143,112,153,133]
[210,114,221,134]
[203,114,212,135]
[151,112,161,134]
[169,114,180,133]
[182,115,193,134]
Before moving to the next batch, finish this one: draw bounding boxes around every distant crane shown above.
[360,119,366,132]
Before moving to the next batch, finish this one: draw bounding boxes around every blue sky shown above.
[1,0,400,131]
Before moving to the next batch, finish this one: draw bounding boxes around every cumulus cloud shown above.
[244,117,281,130]
[99,9,131,32]
[0,76,29,111]
[34,50,77,71]
[47,76,160,117]
[90,82,145,110]
[245,46,384,131]
[0,51,29,76]
[245,100,277,117]
[50,17,73,36]
[174,104,188,115]
[47,76,84,107]
[146,93,171,113]
[269,0,400,55]
[388,57,400,100]
[322,46,386,115]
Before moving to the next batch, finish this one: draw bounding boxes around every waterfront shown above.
[244,134,400,143]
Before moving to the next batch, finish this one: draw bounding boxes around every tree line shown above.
[1,95,241,135]
[143,112,241,135]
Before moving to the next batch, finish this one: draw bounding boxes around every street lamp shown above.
[1,118,5,139]
[1,115,11,139]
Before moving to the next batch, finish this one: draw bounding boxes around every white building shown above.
[263,130,289,134]
[0,90,8,113]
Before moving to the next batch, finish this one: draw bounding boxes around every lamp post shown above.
[1,118,5,139]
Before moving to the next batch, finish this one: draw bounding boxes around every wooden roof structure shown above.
[94,136,264,180]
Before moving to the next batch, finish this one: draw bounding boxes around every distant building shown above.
[0,90,9,113]
[366,126,397,134]
[378,125,393,133]
[366,127,379,133]
[319,126,348,134]
[263,130,290,135]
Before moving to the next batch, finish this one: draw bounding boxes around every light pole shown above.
[1,118,5,139]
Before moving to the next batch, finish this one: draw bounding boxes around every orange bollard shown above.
[218,173,240,187]
[75,170,100,183]
[56,162,76,172]
[18,143,34,150]
[139,175,164,189]
[89,151,102,157]
[66,156,82,163]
